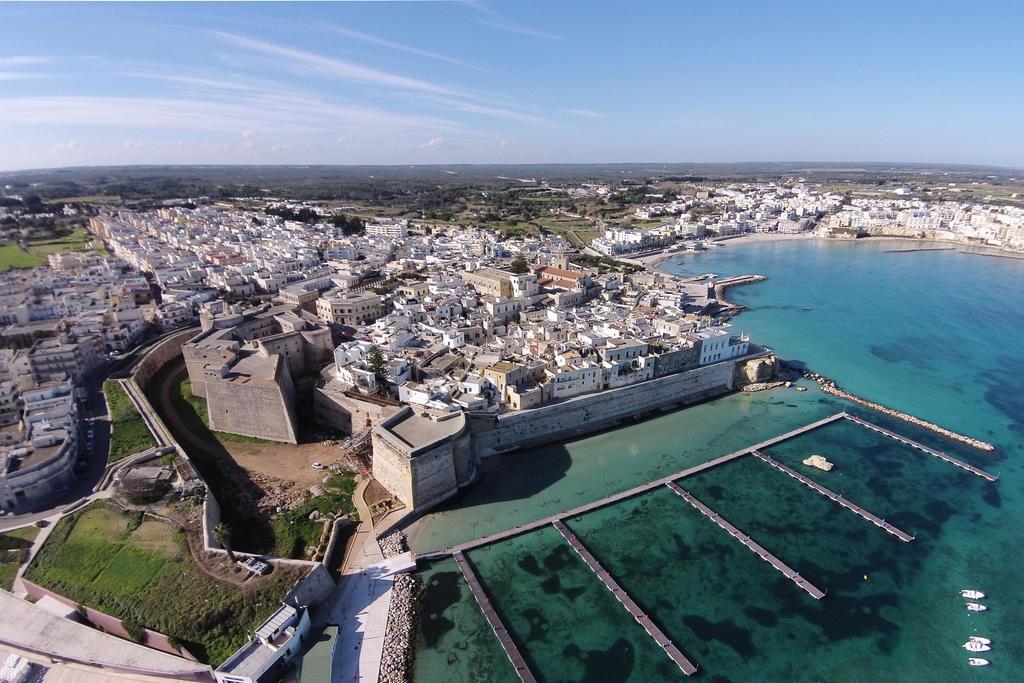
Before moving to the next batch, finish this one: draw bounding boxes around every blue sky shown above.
[1,1,1022,171]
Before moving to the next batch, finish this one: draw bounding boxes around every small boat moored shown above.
[968,658,990,667]
[961,589,986,599]
[968,636,991,645]
[963,641,991,653]
[966,603,988,612]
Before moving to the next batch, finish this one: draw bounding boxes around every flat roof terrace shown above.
[384,409,466,453]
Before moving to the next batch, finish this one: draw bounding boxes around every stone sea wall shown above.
[471,360,737,457]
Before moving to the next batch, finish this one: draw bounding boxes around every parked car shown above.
[312,462,325,470]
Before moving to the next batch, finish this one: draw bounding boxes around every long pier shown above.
[750,450,915,543]
[418,412,848,560]
[665,482,826,600]
[552,521,698,676]
[843,414,998,482]
[452,551,537,683]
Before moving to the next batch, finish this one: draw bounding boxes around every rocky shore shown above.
[801,370,996,452]
[379,530,409,558]
[378,573,423,683]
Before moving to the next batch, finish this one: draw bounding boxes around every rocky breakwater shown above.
[379,530,409,559]
[378,573,423,683]
[713,274,767,307]
[802,370,996,452]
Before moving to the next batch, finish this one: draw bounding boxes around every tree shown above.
[366,344,389,394]
[213,522,236,562]
[509,254,529,274]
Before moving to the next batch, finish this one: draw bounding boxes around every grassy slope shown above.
[270,473,356,559]
[103,380,157,463]
[25,227,97,257]
[0,527,37,591]
[24,502,303,664]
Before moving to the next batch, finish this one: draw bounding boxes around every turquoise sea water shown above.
[411,238,1024,682]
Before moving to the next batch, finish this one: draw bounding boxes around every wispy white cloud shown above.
[467,2,562,41]
[418,136,445,151]
[321,24,484,71]
[0,95,463,135]
[208,31,547,126]
[0,72,50,81]
[208,30,463,98]
[0,55,51,68]
[563,108,604,119]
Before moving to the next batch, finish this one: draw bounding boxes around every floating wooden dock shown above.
[665,482,826,600]
[844,414,998,482]
[750,450,915,543]
[418,412,849,560]
[452,551,537,683]
[552,521,698,676]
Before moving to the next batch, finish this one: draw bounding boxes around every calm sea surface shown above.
[410,238,1024,682]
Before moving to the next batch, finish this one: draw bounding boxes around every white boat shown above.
[963,641,990,652]
[969,636,991,645]
[968,658,990,667]
[961,589,985,599]
[966,603,988,612]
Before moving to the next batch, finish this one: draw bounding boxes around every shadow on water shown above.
[417,442,574,514]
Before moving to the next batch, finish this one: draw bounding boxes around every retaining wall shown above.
[20,578,198,661]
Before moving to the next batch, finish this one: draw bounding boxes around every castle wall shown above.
[132,327,199,391]
[471,360,736,457]
[205,361,299,443]
[313,385,401,435]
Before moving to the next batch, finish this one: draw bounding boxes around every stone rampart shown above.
[314,384,401,435]
[132,327,200,391]
[204,360,298,443]
[471,360,736,457]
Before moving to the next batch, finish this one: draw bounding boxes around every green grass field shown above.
[0,244,46,272]
[24,502,304,664]
[103,380,157,463]
[0,527,38,591]
[25,227,105,257]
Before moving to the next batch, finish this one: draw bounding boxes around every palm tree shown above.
[213,522,236,562]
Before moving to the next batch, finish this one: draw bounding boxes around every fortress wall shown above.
[131,327,198,391]
[471,360,736,457]
[313,386,401,435]
[205,370,298,443]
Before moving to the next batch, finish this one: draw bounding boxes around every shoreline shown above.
[647,232,1024,273]
[650,237,998,452]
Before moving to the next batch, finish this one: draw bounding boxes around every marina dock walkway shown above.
[750,450,915,543]
[665,482,826,600]
[418,412,848,560]
[552,521,698,676]
[452,551,537,683]
[844,414,998,482]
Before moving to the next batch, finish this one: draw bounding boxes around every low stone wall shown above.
[20,578,198,661]
[471,360,737,457]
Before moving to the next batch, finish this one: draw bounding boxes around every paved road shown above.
[0,327,189,532]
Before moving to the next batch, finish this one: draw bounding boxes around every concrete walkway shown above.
[322,479,415,683]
